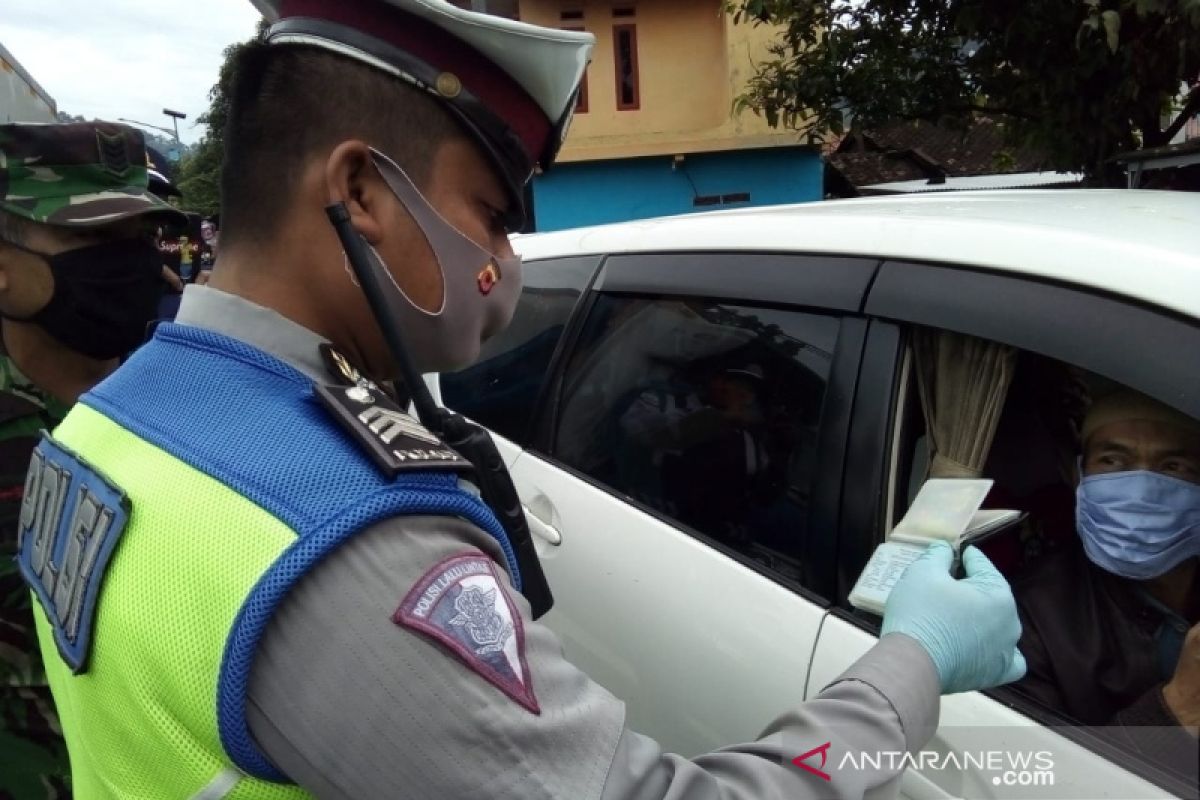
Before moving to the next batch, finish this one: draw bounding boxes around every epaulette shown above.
[314,344,471,478]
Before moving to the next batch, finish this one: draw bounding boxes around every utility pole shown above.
[162,108,187,142]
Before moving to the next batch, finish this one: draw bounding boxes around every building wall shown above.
[0,43,57,124]
[519,0,800,162]
[531,146,822,231]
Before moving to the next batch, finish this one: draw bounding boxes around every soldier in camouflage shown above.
[0,121,184,799]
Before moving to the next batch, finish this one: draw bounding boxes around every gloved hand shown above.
[881,541,1026,695]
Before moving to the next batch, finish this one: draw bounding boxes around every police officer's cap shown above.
[251,0,594,226]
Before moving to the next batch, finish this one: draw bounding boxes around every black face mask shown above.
[1,237,164,360]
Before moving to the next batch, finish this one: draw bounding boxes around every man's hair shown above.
[0,209,30,246]
[219,42,464,251]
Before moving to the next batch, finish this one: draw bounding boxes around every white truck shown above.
[1,42,56,124]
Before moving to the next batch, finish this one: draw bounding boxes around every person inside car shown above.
[1013,389,1200,748]
[618,362,772,543]
[672,364,773,546]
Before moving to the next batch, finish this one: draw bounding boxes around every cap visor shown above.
[22,191,187,228]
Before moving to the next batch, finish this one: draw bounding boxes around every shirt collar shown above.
[174,285,330,385]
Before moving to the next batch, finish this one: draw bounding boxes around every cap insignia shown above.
[435,72,463,99]
[95,131,131,178]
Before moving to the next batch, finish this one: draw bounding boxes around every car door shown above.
[807,260,1200,799]
[504,252,878,756]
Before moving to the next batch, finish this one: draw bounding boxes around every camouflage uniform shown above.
[0,359,69,800]
[0,122,183,799]
[0,123,176,227]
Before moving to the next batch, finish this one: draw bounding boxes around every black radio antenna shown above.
[325,202,554,618]
[326,202,442,428]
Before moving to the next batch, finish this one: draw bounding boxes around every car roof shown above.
[514,190,1200,320]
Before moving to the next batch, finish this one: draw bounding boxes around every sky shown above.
[0,0,262,146]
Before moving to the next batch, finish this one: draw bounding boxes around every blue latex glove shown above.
[881,541,1026,695]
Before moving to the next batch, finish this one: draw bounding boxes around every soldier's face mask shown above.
[356,148,522,374]
[0,236,163,360]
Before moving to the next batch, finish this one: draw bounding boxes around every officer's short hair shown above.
[220,41,463,252]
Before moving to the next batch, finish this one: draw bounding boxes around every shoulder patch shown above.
[394,552,539,714]
[315,382,473,479]
[16,433,131,674]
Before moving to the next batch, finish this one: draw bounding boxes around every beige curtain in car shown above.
[914,329,1017,479]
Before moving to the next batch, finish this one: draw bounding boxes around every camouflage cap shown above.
[0,122,185,229]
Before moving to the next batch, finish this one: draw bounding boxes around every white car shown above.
[433,190,1200,799]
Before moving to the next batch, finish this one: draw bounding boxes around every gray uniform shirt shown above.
[176,286,942,800]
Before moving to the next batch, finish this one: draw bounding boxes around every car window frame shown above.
[537,295,856,606]
[593,251,880,312]
[831,318,904,606]
[518,254,608,448]
[522,249,881,603]
[865,259,1200,421]
[532,250,881,454]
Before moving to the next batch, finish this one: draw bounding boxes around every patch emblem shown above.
[394,552,539,714]
[16,434,131,674]
[315,381,472,479]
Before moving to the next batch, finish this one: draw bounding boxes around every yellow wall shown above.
[520,0,799,162]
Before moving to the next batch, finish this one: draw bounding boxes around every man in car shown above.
[0,120,184,799]
[671,364,773,545]
[20,2,1025,797]
[618,363,769,517]
[1014,389,1200,760]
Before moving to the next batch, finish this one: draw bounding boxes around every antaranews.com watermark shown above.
[795,742,1054,786]
[784,725,1198,799]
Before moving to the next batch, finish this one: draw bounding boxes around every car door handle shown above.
[523,505,562,546]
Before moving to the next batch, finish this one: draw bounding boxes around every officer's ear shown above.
[325,140,385,247]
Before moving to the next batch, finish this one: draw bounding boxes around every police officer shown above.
[0,121,184,798]
[20,3,1025,798]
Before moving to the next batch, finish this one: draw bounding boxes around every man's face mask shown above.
[1076,470,1200,580]
[0,236,163,360]
[355,148,522,374]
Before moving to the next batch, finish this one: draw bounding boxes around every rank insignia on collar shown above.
[315,381,472,479]
[320,343,411,409]
[320,343,377,390]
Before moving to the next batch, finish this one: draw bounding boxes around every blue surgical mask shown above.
[1076,470,1200,580]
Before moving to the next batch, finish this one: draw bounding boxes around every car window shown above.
[552,293,839,585]
[883,331,1091,578]
[873,322,1200,792]
[441,255,599,444]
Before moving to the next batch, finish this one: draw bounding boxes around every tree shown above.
[729,0,1200,179]
[176,19,269,216]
